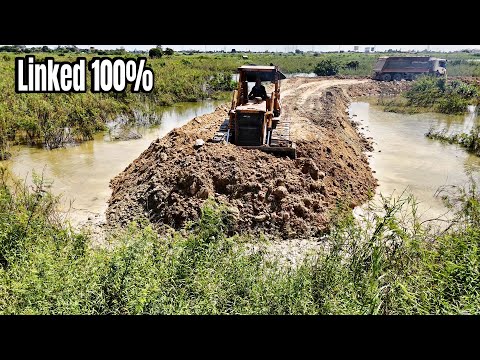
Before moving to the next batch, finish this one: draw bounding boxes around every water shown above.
[3,97,480,226]
[2,101,223,224]
[350,101,480,219]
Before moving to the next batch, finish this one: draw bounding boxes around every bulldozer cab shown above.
[212,65,296,158]
[236,65,286,115]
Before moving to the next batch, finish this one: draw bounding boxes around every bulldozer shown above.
[212,65,296,158]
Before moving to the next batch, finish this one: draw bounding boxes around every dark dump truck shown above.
[372,56,447,81]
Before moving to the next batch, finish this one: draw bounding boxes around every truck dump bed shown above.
[382,57,432,73]
[373,56,446,81]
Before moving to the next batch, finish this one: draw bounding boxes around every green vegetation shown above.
[426,124,480,156]
[379,76,480,115]
[1,168,480,314]
[0,52,236,151]
[2,47,480,153]
[313,59,340,76]
[2,46,480,314]
[149,48,163,59]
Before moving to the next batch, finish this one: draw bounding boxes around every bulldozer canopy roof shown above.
[238,65,287,82]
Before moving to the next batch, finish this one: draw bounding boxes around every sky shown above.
[36,45,480,52]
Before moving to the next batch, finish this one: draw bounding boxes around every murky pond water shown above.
[2,96,479,226]
[350,101,480,218]
[2,101,223,224]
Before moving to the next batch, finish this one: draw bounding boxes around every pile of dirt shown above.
[346,80,412,97]
[106,79,377,239]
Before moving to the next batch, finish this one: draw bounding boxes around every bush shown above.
[405,76,443,107]
[148,48,163,59]
[208,72,236,92]
[344,60,359,70]
[403,76,479,114]
[313,59,340,76]
[436,95,469,114]
[448,80,478,98]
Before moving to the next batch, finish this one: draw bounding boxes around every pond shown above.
[350,101,480,219]
[2,100,224,225]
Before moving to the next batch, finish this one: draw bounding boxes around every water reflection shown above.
[350,101,480,218]
[2,100,224,224]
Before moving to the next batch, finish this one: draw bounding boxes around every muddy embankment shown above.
[106,78,404,239]
[346,79,412,97]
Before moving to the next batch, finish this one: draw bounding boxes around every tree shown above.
[164,48,174,56]
[314,59,340,76]
[41,46,50,53]
[149,47,163,59]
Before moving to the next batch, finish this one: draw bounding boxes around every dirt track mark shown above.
[281,78,367,141]
[106,78,378,239]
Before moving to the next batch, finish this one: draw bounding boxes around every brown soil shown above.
[106,78,379,238]
[446,76,480,86]
[346,79,412,97]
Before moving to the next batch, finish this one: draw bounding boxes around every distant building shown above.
[354,46,359,52]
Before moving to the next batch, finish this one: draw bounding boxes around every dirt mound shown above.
[107,79,377,238]
[446,76,480,86]
[346,79,412,97]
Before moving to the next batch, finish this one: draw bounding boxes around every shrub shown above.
[344,60,359,70]
[148,48,163,59]
[314,59,340,76]
[436,94,469,114]
[448,80,478,98]
[403,76,478,114]
[405,76,444,107]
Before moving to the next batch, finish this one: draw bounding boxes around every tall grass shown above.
[1,169,480,314]
[2,51,480,153]
[0,53,236,151]
[379,76,480,115]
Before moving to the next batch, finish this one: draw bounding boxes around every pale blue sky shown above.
[38,45,480,52]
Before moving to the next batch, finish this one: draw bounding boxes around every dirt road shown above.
[281,78,368,142]
[106,78,379,238]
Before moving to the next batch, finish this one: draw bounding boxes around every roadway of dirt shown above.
[106,78,388,238]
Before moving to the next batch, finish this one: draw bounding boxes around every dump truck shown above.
[212,65,296,158]
[372,56,447,81]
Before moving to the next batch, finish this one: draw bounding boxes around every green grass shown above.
[0,53,237,151]
[2,50,480,153]
[1,168,480,314]
[378,76,480,115]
